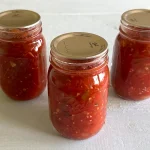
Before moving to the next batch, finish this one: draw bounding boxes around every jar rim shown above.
[0,22,42,41]
[50,55,108,74]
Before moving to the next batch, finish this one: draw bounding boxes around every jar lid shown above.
[51,32,108,60]
[121,9,150,28]
[0,9,41,29]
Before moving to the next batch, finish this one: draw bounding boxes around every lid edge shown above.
[0,9,41,29]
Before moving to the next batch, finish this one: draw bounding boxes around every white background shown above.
[0,0,150,150]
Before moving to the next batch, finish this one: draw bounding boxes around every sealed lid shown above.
[121,9,150,28]
[0,9,41,29]
[51,32,108,60]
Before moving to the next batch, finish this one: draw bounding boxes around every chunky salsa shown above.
[0,10,47,100]
[112,30,150,100]
[111,9,150,100]
[48,32,109,139]
[48,60,109,139]
[0,34,47,100]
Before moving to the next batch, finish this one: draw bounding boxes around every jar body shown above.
[48,63,109,139]
[111,26,150,100]
[0,33,47,100]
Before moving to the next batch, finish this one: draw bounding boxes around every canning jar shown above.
[48,32,109,140]
[111,9,150,100]
[0,10,47,100]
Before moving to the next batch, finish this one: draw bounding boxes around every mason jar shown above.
[48,32,109,139]
[111,9,150,100]
[0,10,47,100]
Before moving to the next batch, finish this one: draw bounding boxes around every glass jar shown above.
[111,9,150,100]
[0,10,47,101]
[48,32,109,140]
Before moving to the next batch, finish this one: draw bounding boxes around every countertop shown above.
[0,0,150,150]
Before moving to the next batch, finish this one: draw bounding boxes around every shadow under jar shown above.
[0,10,47,101]
[111,9,150,100]
[48,32,109,140]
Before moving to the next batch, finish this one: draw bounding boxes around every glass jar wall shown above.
[111,9,150,100]
[48,32,109,139]
[0,10,47,100]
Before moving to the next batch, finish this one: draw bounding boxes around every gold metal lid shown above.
[0,9,41,29]
[121,9,150,28]
[51,32,108,60]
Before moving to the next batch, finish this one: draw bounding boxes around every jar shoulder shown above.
[0,34,46,57]
[48,66,109,90]
[113,32,150,56]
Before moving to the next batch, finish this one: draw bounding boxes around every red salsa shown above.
[48,32,109,139]
[111,9,150,100]
[0,10,47,100]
